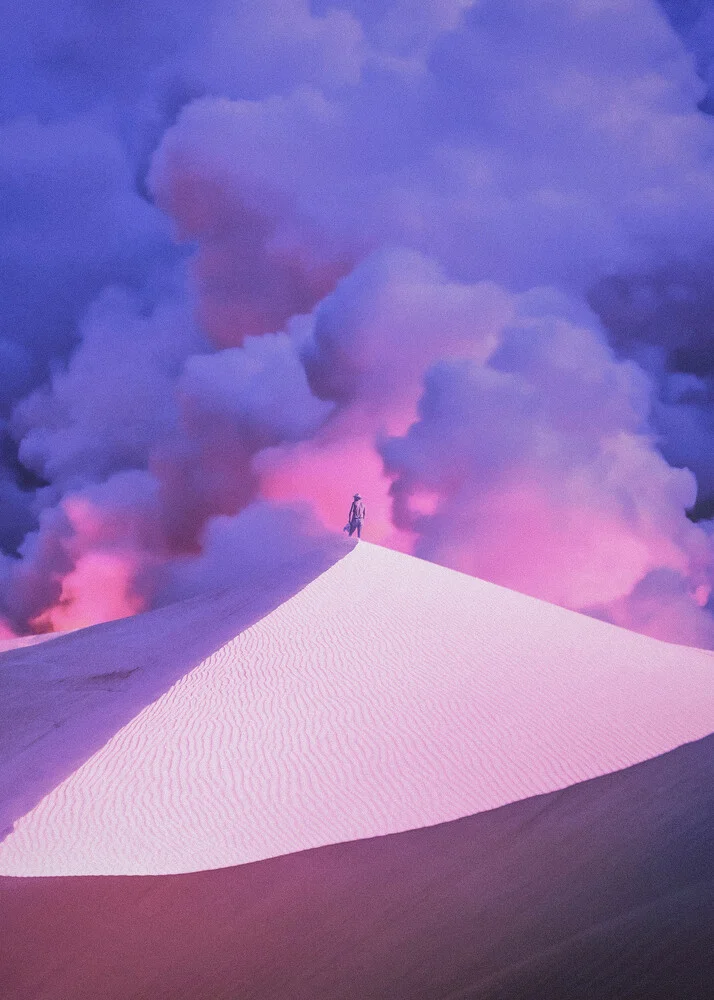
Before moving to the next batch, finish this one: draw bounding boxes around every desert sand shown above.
[2,732,712,999]
[1,541,712,876]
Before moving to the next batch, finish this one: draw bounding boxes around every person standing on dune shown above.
[345,493,366,539]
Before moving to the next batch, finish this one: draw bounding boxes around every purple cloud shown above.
[2,0,714,647]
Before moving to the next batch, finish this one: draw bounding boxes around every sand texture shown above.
[2,733,712,999]
[1,541,712,876]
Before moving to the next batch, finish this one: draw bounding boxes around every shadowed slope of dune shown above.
[1,733,712,1000]
[0,537,352,842]
[1,541,714,875]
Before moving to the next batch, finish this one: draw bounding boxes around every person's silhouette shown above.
[345,493,366,539]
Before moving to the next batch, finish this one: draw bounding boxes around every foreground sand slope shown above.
[1,541,713,875]
[0,540,350,843]
[2,733,712,1000]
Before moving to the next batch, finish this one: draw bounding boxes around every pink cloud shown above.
[31,550,145,633]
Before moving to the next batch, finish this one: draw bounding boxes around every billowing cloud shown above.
[152,326,333,550]
[158,499,342,605]
[2,0,714,647]
[0,470,164,632]
[0,116,176,407]
[13,287,203,494]
[380,293,713,639]
[148,87,360,344]
[659,0,714,111]
[151,0,714,297]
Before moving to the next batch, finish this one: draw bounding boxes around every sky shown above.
[2,0,714,646]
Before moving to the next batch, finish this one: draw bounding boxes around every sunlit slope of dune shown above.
[0,539,351,842]
[1,541,713,876]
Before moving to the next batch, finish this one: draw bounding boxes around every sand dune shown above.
[0,632,62,653]
[1,541,712,876]
[0,540,349,843]
[2,733,712,1000]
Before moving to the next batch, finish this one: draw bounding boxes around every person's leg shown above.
[356,520,362,539]
[348,521,355,536]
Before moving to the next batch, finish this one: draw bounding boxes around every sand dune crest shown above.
[0,541,712,875]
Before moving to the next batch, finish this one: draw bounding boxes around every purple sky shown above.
[2,0,714,646]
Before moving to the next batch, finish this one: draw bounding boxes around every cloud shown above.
[587,566,714,647]
[151,326,334,551]
[302,248,512,409]
[380,290,713,617]
[0,470,164,631]
[588,259,714,513]
[2,0,714,648]
[2,290,336,630]
[0,112,180,518]
[188,0,365,99]
[13,286,203,494]
[148,87,360,344]
[158,499,341,605]
[255,249,512,548]
[659,0,714,111]
[149,0,714,300]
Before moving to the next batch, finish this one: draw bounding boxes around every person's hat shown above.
[353,493,361,499]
